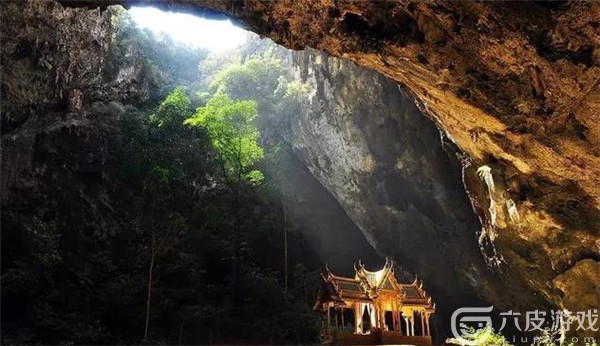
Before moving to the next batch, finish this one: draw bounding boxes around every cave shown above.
[1,1,599,345]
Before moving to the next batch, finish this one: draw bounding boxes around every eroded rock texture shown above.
[270,50,573,336]
[2,1,112,203]
[285,51,505,327]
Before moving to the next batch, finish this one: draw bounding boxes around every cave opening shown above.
[128,6,247,52]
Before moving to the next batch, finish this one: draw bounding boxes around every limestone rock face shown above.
[280,51,555,334]
[1,1,172,203]
[1,1,109,205]
[1,1,111,131]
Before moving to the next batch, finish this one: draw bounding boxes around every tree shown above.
[185,92,263,185]
[185,92,264,303]
[206,53,310,133]
[210,55,283,112]
[141,166,188,341]
[150,86,192,130]
[141,87,195,341]
[205,53,310,291]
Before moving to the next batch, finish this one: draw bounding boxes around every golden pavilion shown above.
[314,258,436,345]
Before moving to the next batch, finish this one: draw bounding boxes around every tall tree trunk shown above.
[283,201,288,292]
[178,319,185,345]
[232,181,241,305]
[144,236,156,340]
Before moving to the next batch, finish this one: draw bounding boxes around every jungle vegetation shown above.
[1,7,320,345]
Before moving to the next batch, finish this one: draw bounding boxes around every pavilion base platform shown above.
[324,331,433,345]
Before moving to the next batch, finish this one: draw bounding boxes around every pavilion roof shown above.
[398,277,435,309]
[315,259,436,311]
[354,258,395,291]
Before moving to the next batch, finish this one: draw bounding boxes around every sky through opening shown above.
[129,7,248,52]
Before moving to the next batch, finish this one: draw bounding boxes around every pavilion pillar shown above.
[411,315,415,337]
[355,303,362,334]
[369,304,376,331]
[421,312,425,336]
[377,303,383,329]
[393,311,400,332]
[425,313,431,337]
[393,302,401,332]
[403,316,410,336]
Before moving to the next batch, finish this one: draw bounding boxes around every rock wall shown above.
[260,144,383,275]
[1,1,111,204]
[279,51,555,337]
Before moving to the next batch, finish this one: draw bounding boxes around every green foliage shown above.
[211,55,284,105]
[205,52,311,138]
[150,86,192,128]
[185,92,264,184]
[246,169,265,186]
[143,166,172,203]
[530,327,599,346]
[284,80,312,99]
[446,326,512,346]
[531,327,561,346]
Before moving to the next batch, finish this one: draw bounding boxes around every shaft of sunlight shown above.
[129,7,248,52]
